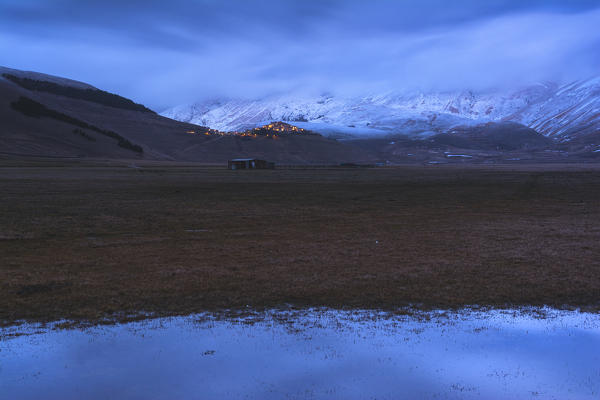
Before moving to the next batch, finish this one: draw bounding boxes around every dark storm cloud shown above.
[1,0,599,110]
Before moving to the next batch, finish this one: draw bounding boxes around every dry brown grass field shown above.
[1,159,599,325]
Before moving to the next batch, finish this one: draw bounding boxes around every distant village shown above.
[186,121,309,138]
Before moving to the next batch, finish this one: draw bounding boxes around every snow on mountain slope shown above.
[163,93,483,137]
[504,77,600,140]
[162,78,600,140]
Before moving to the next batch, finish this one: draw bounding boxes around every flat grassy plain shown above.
[1,160,600,325]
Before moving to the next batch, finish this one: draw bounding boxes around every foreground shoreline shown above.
[2,305,598,334]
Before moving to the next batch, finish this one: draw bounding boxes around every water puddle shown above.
[1,309,599,399]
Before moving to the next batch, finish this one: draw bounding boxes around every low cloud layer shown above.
[1,0,599,110]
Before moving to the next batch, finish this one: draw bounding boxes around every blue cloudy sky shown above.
[1,0,599,109]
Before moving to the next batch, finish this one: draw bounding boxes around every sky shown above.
[1,0,599,110]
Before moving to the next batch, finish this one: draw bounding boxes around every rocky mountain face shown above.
[162,78,600,141]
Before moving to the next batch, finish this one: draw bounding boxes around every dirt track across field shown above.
[1,160,599,325]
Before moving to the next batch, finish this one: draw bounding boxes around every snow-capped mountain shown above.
[162,77,600,140]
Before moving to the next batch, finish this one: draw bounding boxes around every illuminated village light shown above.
[194,121,306,139]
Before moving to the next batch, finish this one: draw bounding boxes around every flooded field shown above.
[1,309,599,399]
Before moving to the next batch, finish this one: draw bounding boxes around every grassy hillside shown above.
[3,73,155,113]
[0,67,376,163]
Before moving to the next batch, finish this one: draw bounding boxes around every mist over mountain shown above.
[162,77,600,141]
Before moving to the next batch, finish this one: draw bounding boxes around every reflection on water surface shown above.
[1,309,599,399]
